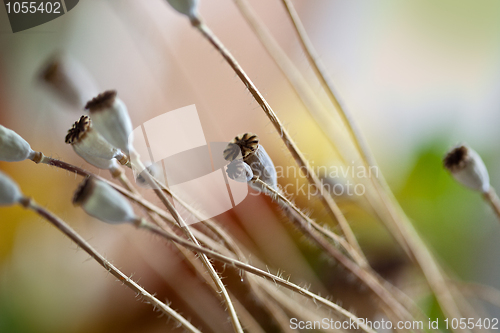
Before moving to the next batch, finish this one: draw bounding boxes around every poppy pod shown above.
[76,149,121,171]
[0,171,23,206]
[65,115,128,165]
[38,54,98,109]
[85,91,134,154]
[223,133,277,191]
[444,145,490,193]
[73,177,137,224]
[226,159,254,183]
[0,125,36,162]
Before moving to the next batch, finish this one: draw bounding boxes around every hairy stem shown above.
[252,179,416,325]
[36,153,244,333]
[138,219,378,333]
[280,1,467,328]
[190,16,364,262]
[20,198,201,333]
[133,158,244,333]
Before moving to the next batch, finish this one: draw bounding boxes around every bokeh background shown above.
[1,0,500,332]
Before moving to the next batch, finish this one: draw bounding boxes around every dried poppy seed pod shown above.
[444,145,490,193]
[224,133,277,191]
[226,159,253,183]
[73,177,137,224]
[38,54,98,109]
[85,91,133,154]
[0,125,37,162]
[166,0,199,20]
[0,171,23,206]
[76,149,121,171]
[65,115,128,165]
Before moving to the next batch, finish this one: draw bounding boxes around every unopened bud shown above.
[0,171,23,206]
[444,145,490,193]
[85,91,133,154]
[224,133,277,191]
[0,125,36,162]
[65,115,128,165]
[73,177,137,224]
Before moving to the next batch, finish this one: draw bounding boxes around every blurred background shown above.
[1,0,500,332]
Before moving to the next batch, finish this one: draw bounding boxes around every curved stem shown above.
[280,1,468,328]
[191,17,364,262]
[37,153,243,332]
[133,159,244,333]
[254,178,367,267]
[138,219,378,333]
[251,179,415,325]
[20,198,201,333]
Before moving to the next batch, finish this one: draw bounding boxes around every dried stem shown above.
[117,167,272,331]
[251,179,416,325]
[133,159,244,333]
[280,0,372,169]
[20,198,201,333]
[137,219,378,333]
[35,154,416,326]
[155,183,321,332]
[483,187,500,222]
[232,0,350,162]
[255,178,367,267]
[280,1,468,328]
[190,17,364,263]
[35,153,244,333]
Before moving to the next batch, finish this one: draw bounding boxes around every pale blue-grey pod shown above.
[165,0,199,20]
[0,171,23,206]
[444,145,490,193]
[65,115,128,165]
[223,133,277,192]
[226,159,253,183]
[73,177,137,224]
[0,125,35,162]
[85,91,134,155]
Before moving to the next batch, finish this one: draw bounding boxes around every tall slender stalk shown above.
[279,1,468,328]
[35,154,419,326]
[130,159,244,333]
[232,0,350,164]
[232,0,412,257]
[252,179,417,325]
[19,198,201,333]
[189,17,364,262]
[34,153,243,333]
